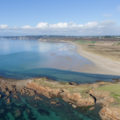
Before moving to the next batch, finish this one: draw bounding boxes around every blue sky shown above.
[0,0,120,36]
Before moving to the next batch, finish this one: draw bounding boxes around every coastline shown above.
[22,77,120,119]
[0,39,120,119]
[72,41,120,75]
[26,77,120,120]
[1,76,120,119]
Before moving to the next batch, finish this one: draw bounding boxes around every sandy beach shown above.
[72,42,120,75]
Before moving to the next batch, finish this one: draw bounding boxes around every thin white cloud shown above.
[36,22,48,29]
[84,22,98,28]
[50,22,68,28]
[103,14,112,17]
[22,25,32,29]
[0,24,8,29]
[0,21,120,36]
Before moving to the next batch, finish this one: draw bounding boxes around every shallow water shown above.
[0,90,101,120]
[0,39,119,83]
[0,39,92,71]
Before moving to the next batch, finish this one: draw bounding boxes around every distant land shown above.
[0,35,120,41]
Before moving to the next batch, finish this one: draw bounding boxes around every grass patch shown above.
[32,78,91,97]
[75,40,96,45]
[97,84,120,102]
[75,40,120,61]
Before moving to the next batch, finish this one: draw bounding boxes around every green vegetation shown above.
[116,42,120,46]
[97,83,120,103]
[33,78,91,97]
[75,40,96,44]
[75,40,120,61]
[33,78,120,106]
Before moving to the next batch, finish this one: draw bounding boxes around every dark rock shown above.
[6,98,10,104]
[14,109,21,117]
[68,82,78,85]
[112,78,120,82]
[38,108,50,116]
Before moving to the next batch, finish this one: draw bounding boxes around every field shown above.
[76,40,120,61]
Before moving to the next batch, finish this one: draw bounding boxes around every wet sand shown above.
[72,42,120,75]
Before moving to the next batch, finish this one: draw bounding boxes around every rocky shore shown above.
[0,77,120,120]
[27,81,94,107]
[27,78,120,120]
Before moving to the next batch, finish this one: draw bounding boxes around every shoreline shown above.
[72,41,120,75]
[0,39,120,119]
[26,78,120,119]
[0,76,120,119]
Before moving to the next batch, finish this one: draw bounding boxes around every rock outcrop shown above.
[27,82,95,107]
[0,78,120,120]
[99,107,120,120]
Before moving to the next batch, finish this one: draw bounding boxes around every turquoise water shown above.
[0,39,119,83]
[0,39,118,120]
[0,91,101,120]
[0,39,92,72]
